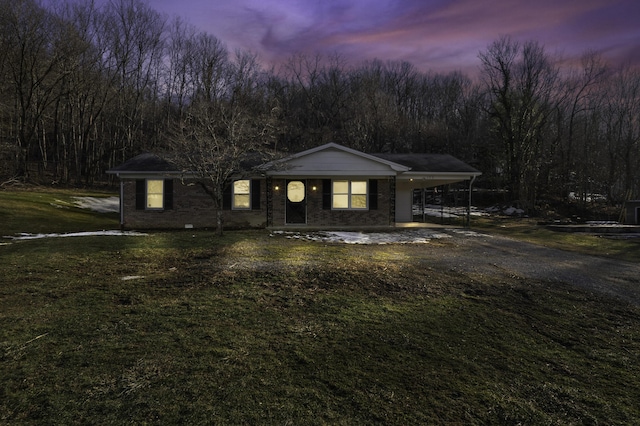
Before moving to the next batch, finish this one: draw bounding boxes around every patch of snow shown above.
[271,228,487,245]
[568,192,606,202]
[310,231,439,245]
[423,207,460,219]
[469,211,488,217]
[448,228,490,237]
[413,205,489,219]
[122,275,144,281]
[73,196,119,213]
[4,230,147,241]
[51,200,71,209]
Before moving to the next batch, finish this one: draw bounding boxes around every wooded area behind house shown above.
[1,0,639,214]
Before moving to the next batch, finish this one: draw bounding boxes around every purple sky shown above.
[127,0,640,73]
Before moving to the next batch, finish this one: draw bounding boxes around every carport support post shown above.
[119,180,125,230]
[467,175,477,228]
[421,187,426,223]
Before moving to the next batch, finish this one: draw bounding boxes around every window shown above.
[136,179,173,210]
[233,179,251,209]
[287,180,305,202]
[223,179,260,211]
[332,180,368,209]
[146,179,164,209]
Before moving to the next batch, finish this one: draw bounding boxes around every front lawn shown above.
[1,188,640,424]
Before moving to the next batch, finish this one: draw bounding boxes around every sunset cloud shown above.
[119,0,640,73]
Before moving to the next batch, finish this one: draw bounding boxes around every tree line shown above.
[1,0,639,213]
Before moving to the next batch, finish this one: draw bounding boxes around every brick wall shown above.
[122,176,395,229]
[269,177,395,228]
[122,178,267,229]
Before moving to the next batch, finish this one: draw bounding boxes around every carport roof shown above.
[372,153,480,174]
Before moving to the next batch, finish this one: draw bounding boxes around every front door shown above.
[286,180,306,224]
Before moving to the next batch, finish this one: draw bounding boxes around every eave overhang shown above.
[397,170,482,187]
[106,170,188,179]
[398,171,482,180]
[264,169,398,177]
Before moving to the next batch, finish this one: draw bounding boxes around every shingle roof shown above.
[107,149,480,176]
[107,152,270,174]
[372,153,480,174]
[107,153,178,173]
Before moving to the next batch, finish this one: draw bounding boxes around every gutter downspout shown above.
[467,175,477,228]
[119,179,125,230]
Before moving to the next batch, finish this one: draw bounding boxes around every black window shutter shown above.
[322,179,331,210]
[251,179,261,210]
[222,183,232,210]
[164,179,174,210]
[369,179,378,210]
[135,179,145,210]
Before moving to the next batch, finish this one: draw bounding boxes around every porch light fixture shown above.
[312,186,317,191]
[274,185,280,191]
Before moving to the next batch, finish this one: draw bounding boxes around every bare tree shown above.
[101,0,166,162]
[0,0,69,179]
[161,18,196,118]
[555,52,608,203]
[166,51,280,235]
[479,36,560,211]
[49,0,122,184]
[601,67,640,203]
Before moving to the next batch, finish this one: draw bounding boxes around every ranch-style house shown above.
[107,142,481,229]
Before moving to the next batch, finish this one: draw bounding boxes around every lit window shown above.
[287,181,305,202]
[146,179,164,209]
[332,180,367,209]
[233,179,251,209]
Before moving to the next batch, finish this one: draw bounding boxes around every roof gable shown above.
[264,142,409,176]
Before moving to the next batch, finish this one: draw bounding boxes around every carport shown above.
[372,153,481,226]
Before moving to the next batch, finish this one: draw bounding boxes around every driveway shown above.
[280,228,640,305]
[430,231,640,306]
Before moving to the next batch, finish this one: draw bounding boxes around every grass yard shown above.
[474,216,640,263]
[0,187,119,235]
[2,188,640,424]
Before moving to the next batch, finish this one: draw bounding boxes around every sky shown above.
[140,0,640,74]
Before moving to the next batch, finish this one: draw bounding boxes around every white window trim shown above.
[332,179,368,210]
[146,179,164,210]
[232,179,252,210]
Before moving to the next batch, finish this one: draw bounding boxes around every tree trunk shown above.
[216,209,224,236]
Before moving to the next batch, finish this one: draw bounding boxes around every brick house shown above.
[107,142,481,229]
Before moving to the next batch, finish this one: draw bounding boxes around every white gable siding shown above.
[273,148,397,176]
[395,180,414,222]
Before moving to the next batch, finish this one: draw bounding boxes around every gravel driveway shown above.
[431,231,640,305]
[277,228,640,305]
